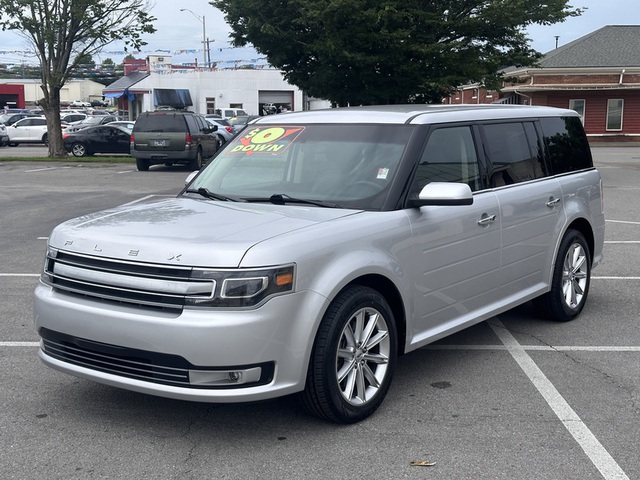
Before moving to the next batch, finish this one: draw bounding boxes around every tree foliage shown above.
[211,0,582,106]
[0,0,155,157]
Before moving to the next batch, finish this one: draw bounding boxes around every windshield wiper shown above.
[244,193,340,208]
[185,187,243,202]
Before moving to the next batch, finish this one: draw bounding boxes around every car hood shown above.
[49,197,361,267]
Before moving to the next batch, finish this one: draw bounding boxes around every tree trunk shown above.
[39,85,68,158]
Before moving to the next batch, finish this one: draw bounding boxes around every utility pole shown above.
[180,8,207,67]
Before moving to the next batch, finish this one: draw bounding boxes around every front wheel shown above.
[534,229,591,321]
[303,285,397,423]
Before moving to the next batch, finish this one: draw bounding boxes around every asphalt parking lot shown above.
[0,146,638,479]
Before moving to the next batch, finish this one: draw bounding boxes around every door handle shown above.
[546,197,561,208]
[477,213,497,226]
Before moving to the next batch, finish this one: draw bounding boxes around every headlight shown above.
[187,265,295,307]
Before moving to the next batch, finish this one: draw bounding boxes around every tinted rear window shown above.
[540,116,592,174]
[134,114,187,133]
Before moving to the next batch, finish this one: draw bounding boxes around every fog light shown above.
[189,367,261,386]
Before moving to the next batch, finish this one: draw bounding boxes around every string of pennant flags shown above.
[0,46,271,69]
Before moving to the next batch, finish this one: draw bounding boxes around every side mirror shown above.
[185,170,198,186]
[408,182,474,207]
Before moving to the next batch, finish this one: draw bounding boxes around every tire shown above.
[216,135,225,149]
[8,142,18,147]
[534,229,591,322]
[42,133,48,145]
[71,142,87,157]
[189,148,203,171]
[302,285,397,423]
[136,158,150,171]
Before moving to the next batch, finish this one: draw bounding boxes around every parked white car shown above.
[7,116,50,145]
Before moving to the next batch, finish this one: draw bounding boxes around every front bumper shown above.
[34,282,327,403]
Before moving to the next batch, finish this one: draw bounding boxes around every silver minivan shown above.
[34,105,605,423]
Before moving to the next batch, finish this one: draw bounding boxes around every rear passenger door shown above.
[481,121,563,299]
[407,125,502,345]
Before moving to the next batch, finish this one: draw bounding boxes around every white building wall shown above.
[134,68,328,115]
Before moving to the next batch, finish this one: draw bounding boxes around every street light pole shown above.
[180,8,207,67]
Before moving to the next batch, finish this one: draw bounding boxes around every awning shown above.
[103,88,135,101]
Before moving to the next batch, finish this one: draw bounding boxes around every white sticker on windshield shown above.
[377,168,389,180]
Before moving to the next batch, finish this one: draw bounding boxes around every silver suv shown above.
[34,105,604,423]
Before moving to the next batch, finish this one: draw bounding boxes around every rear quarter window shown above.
[540,116,592,174]
[482,122,545,186]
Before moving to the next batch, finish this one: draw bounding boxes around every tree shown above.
[0,1,155,157]
[211,0,582,106]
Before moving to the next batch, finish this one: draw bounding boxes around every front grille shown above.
[41,328,192,386]
[39,328,275,389]
[43,250,213,310]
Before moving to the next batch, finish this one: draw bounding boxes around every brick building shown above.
[447,25,640,143]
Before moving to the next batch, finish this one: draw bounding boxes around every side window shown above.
[412,125,481,194]
[540,116,592,174]
[483,122,540,187]
[184,115,199,134]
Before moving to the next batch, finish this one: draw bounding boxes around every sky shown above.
[0,0,638,68]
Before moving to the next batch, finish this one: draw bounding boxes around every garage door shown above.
[259,91,294,115]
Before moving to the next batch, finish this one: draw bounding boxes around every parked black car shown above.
[62,124,131,157]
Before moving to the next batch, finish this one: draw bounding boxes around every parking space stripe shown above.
[489,318,629,480]
[606,219,640,225]
[1,342,39,347]
[425,345,640,352]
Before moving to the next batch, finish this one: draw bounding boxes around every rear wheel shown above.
[71,142,87,157]
[136,158,150,171]
[189,148,203,171]
[534,229,591,321]
[303,285,397,423]
[42,133,48,145]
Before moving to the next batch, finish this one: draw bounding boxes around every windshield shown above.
[187,124,412,210]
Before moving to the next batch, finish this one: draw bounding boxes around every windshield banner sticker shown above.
[229,127,305,155]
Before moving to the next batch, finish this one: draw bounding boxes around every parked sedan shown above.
[204,117,235,146]
[62,124,131,157]
[227,115,261,134]
[64,115,118,133]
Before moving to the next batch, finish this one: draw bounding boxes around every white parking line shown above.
[0,273,39,277]
[24,166,73,172]
[606,219,640,225]
[489,319,630,480]
[1,342,39,347]
[425,345,640,352]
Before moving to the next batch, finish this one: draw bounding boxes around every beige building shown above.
[0,78,107,106]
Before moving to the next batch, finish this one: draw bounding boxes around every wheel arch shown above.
[564,217,595,262]
[337,274,407,356]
